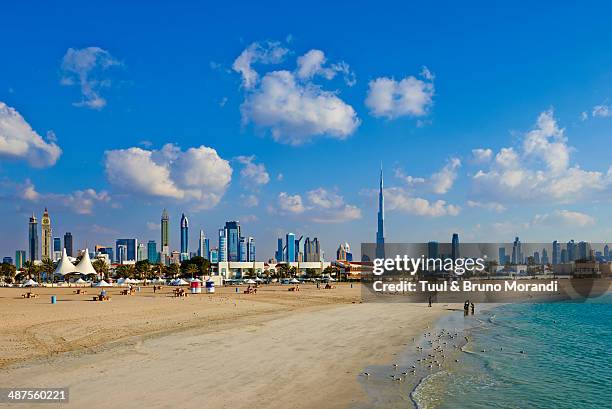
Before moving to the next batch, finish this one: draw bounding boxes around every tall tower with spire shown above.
[161,209,169,256]
[41,208,52,260]
[376,165,385,259]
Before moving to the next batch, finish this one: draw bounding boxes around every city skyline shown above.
[3,3,612,259]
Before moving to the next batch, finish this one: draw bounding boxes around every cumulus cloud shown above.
[0,102,61,167]
[104,143,232,209]
[60,47,121,109]
[554,210,595,227]
[18,179,110,214]
[240,194,259,207]
[384,187,460,217]
[592,104,611,118]
[395,157,461,195]
[472,109,611,203]
[276,188,361,223]
[236,155,270,187]
[234,43,360,145]
[471,148,493,163]
[232,41,289,89]
[365,67,434,119]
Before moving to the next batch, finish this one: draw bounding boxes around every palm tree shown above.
[92,259,109,280]
[41,258,55,282]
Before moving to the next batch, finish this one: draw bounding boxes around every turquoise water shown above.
[416,295,612,408]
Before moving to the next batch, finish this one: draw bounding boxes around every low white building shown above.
[214,261,331,279]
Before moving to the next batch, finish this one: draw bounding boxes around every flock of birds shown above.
[362,326,528,382]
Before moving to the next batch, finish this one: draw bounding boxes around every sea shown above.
[414,293,612,409]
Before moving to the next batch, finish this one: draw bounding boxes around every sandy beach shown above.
[0,284,454,408]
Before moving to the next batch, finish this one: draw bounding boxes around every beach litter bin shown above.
[206,280,215,294]
[190,280,201,294]
[51,295,56,304]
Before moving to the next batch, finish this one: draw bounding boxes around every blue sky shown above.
[2,1,612,259]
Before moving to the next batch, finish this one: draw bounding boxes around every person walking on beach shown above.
[470,302,475,315]
[428,294,432,307]
[464,300,469,316]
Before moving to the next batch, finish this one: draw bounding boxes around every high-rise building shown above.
[511,237,521,264]
[561,248,568,263]
[198,230,209,260]
[541,248,549,265]
[225,221,241,261]
[3,257,13,264]
[304,237,321,262]
[161,209,170,256]
[247,237,256,262]
[533,251,540,265]
[147,240,158,263]
[41,208,51,260]
[15,250,26,269]
[336,242,352,262]
[137,243,147,261]
[209,248,219,263]
[117,244,128,264]
[95,246,114,262]
[567,240,576,261]
[451,233,460,260]
[578,241,590,260]
[218,228,228,262]
[498,247,506,265]
[275,238,284,262]
[428,241,439,259]
[552,241,560,265]
[604,244,610,260]
[180,213,189,259]
[64,232,73,257]
[286,233,296,262]
[53,237,61,252]
[116,239,137,262]
[28,214,39,261]
[376,166,385,259]
[238,237,247,262]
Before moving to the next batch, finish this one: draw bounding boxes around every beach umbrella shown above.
[289,278,300,284]
[94,280,112,287]
[244,279,256,284]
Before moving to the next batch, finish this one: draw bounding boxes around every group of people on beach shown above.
[464,300,475,316]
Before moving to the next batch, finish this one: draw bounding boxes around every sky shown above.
[2,0,612,260]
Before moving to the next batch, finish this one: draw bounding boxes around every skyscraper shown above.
[511,237,521,264]
[304,237,321,262]
[161,209,169,255]
[552,241,560,265]
[15,250,26,269]
[198,230,209,260]
[498,247,506,265]
[238,237,247,262]
[541,248,549,265]
[286,233,296,262]
[218,228,228,262]
[180,213,189,256]
[116,239,137,262]
[41,208,51,260]
[247,237,256,262]
[428,241,439,259]
[451,233,460,260]
[225,221,241,262]
[64,232,73,257]
[28,214,39,261]
[137,243,147,261]
[567,240,576,261]
[376,166,385,259]
[147,240,158,263]
[53,237,61,252]
[275,238,284,262]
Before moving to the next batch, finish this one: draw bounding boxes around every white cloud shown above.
[277,192,305,214]
[472,109,611,203]
[384,187,460,217]
[240,194,259,207]
[554,210,595,227]
[395,157,461,195]
[60,47,121,109]
[471,148,493,163]
[0,102,61,167]
[18,179,110,215]
[104,144,232,209]
[232,41,289,89]
[236,155,270,187]
[296,49,356,86]
[466,200,506,213]
[592,104,611,118]
[276,188,361,223]
[365,68,434,119]
[430,158,461,194]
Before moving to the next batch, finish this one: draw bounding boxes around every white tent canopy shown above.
[244,279,256,284]
[289,278,300,284]
[23,279,38,287]
[171,278,189,286]
[94,280,112,287]
[75,278,87,284]
[53,248,98,276]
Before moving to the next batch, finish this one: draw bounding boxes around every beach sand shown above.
[0,284,453,408]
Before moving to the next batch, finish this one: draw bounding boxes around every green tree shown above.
[164,263,180,278]
[0,262,16,283]
[134,260,150,279]
[41,258,55,282]
[179,256,211,277]
[92,259,109,280]
[115,264,135,279]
